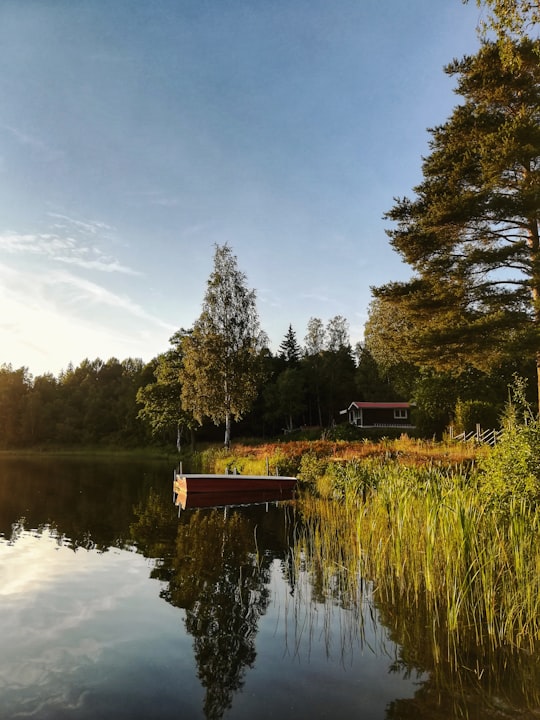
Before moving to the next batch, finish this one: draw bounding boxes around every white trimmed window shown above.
[394,408,407,419]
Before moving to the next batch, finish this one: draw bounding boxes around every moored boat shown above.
[174,486,295,510]
[173,472,297,496]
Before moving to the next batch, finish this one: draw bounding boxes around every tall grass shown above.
[291,462,540,713]
[331,461,540,654]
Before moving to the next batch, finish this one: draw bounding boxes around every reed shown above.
[296,459,540,654]
[290,467,540,714]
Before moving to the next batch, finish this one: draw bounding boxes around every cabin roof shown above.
[347,402,410,410]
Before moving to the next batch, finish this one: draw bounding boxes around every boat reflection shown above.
[173,486,295,510]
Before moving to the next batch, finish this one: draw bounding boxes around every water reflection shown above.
[0,456,160,551]
[0,458,537,719]
[378,588,540,719]
[131,488,293,719]
[294,494,540,720]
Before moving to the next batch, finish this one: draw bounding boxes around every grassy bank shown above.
[184,428,539,656]
[179,434,483,477]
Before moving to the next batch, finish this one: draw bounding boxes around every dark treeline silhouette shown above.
[0,318,356,449]
[0,358,154,448]
[1,316,535,450]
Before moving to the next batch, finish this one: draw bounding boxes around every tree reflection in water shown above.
[131,489,292,720]
[131,486,540,720]
[378,588,540,720]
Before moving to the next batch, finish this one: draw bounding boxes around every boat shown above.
[173,472,297,496]
[174,486,295,510]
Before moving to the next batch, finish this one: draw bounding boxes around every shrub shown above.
[297,451,328,487]
[325,458,380,501]
[477,379,540,509]
[453,399,501,433]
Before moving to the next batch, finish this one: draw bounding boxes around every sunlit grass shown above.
[292,461,540,655]
[185,435,483,478]
[288,467,540,714]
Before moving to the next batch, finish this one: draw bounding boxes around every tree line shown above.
[0,309,365,450]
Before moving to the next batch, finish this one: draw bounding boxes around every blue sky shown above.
[0,0,482,377]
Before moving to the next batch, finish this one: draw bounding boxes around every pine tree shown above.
[375,39,540,406]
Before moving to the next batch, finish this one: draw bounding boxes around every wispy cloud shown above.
[0,260,176,373]
[124,189,186,209]
[0,261,171,331]
[0,229,139,275]
[47,270,174,330]
[299,291,333,304]
[3,124,63,162]
[47,212,113,237]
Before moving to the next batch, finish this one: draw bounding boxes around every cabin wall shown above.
[348,407,411,427]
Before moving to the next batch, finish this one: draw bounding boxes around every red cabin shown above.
[342,401,414,428]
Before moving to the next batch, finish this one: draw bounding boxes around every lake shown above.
[0,457,537,719]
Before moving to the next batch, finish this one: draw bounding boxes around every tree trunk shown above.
[528,219,540,412]
[224,411,231,448]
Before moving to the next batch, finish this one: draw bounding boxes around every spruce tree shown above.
[278,324,301,365]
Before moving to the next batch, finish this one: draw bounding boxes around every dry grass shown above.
[226,435,483,469]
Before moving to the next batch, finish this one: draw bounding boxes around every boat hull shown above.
[174,473,297,495]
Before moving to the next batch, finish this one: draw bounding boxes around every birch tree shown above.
[180,244,267,447]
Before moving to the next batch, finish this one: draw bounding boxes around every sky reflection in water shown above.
[0,458,421,720]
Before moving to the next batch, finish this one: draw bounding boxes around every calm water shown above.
[0,458,536,720]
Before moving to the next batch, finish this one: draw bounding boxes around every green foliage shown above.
[180,244,267,447]
[136,331,197,449]
[324,458,380,501]
[301,316,356,427]
[0,364,31,447]
[478,377,540,508]
[412,373,459,436]
[0,358,151,449]
[363,298,416,377]
[297,451,328,487]
[325,423,364,441]
[375,39,540,404]
[453,398,501,433]
[263,367,306,432]
[278,324,301,365]
[469,0,540,66]
[266,449,301,478]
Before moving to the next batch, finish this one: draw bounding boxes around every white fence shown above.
[449,424,502,447]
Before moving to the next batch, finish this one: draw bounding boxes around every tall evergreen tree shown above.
[468,0,539,64]
[375,39,540,406]
[278,324,301,365]
[180,244,267,447]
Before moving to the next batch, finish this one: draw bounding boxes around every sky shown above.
[0,0,484,378]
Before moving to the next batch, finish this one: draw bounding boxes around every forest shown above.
[0,309,535,451]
